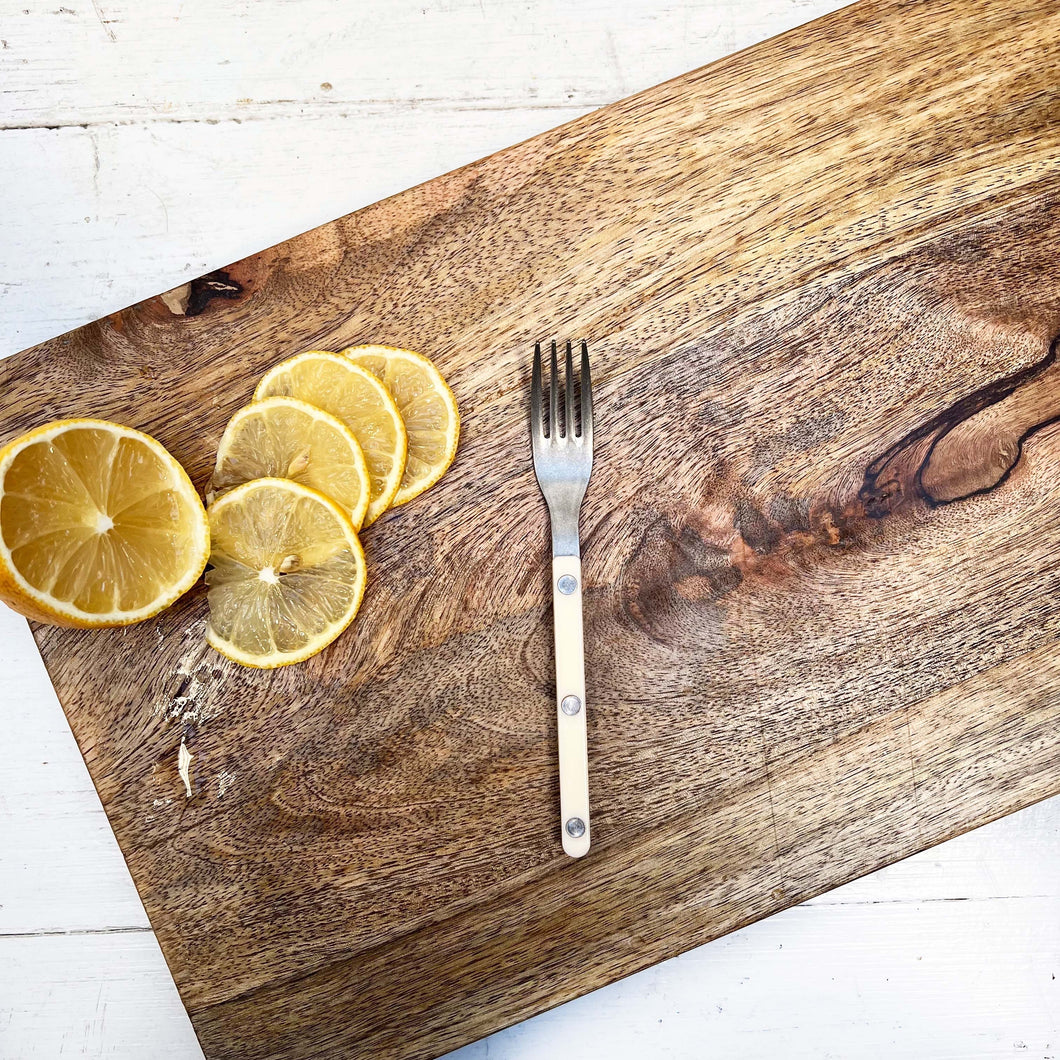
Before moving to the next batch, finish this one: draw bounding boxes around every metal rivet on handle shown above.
[565,817,586,838]
[561,695,582,716]
[557,574,577,595]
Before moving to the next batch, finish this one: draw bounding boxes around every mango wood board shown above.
[3,0,1060,1056]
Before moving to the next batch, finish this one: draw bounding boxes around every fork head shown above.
[531,340,594,554]
[531,339,593,462]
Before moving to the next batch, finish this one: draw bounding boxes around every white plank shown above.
[0,606,151,935]
[2,1,853,128]
[0,933,204,1060]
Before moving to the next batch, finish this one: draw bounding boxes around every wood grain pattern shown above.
[3,0,1060,1056]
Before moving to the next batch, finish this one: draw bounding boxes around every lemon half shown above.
[0,419,209,627]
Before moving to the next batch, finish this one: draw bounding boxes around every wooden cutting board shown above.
[3,0,1060,1056]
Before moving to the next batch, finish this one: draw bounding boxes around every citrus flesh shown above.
[343,345,459,507]
[0,419,209,627]
[210,396,371,530]
[255,352,406,525]
[205,477,366,667]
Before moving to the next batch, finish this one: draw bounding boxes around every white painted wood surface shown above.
[1,2,1058,1057]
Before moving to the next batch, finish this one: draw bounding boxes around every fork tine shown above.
[565,341,576,438]
[580,340,593,447]
[550,340,559,438]
[531,342,543,441]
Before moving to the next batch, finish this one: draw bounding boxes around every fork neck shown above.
[549,508,581,559]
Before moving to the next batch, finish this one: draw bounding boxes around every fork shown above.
[531,339,594,858]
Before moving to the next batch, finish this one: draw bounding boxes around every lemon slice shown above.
[343,345,460,507]
[205,478,366,668]
[209,396,371,530]
[255,352,407,526]
[0,419,209,627]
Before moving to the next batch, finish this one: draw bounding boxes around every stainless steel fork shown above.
[531,339,594,858]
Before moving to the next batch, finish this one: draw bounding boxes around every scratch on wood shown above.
[144,184,170,235]
[0,102,593,134]
[89,129,100,200]
[904,706,920,820]
[89,0,116,41]
[3,926,153,939]
[759,719,781,857]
